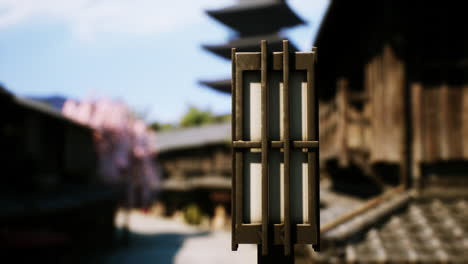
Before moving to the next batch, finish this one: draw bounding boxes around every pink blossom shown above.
[62,98,159,207]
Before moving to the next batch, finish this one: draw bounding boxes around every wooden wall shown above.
[160,147,231,180]
[320,45,406,166]
[319,43,468,189]
[411,83,468,178]
[365,45,405,163]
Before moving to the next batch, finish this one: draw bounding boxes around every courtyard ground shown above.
[85,210,256,264]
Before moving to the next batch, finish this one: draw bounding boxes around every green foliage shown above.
[149,106,232,131]
[183,203,203,225]
[149,122,175,131]
[214,114,231,123]
[180,106,215,128]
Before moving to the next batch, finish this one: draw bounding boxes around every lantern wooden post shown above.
[232,41,320,262]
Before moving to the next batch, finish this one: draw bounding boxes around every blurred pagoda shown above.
[200,0,305,93]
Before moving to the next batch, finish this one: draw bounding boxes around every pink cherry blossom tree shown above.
[62,98,159,208]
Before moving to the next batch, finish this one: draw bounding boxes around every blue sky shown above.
[0,0,328,123]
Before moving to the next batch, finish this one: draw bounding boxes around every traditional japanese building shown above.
[0,86,121,261]
[197,0,468,262]
[309,1,468,263]
[316,0,468,195]
[200,0,305,93]
[154,122,232,217]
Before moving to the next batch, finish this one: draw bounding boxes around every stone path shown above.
[87,211,256,264]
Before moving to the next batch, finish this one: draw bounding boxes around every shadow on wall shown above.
[82,229,210,264]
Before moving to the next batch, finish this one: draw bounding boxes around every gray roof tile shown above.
[155,122,231,153]
[317,198,468,264]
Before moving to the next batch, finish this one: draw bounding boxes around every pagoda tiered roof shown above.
[202,33,298,60]
[200,0,305,93]
[199,79,231,93]
[206,1,304,36]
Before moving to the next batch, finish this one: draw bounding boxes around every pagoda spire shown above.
[200,0,305,93]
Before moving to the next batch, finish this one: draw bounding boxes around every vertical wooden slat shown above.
[368,58,377,161]
[235,52,243,234]
[371,55,382,162]
[425,87,440,162]
[307,49,318,240]
[462,85,468,159]
[337,78,349,167]
[367,46,405,164]
[440,84,449,159]
[260,40,269,255]
[420,86,428,162]
[282,40,291,255]
[306,57,312,225]
[312,47,320,248]
[231,48,238,251]
[411,83,423,190]
[447,85,463,159]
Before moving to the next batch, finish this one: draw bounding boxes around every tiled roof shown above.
[320,188,365,228]
[199,79,231,94]
[202,33,298,60]
[161,176,231,191]
[206,1,304,36]
[323,192,410,242]
[315,198,468,264]
[154,122,231,153]
[2,89,91,130]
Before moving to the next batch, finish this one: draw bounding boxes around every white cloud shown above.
[0,0,234,39]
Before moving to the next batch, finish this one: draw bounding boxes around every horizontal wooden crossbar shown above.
[233,141,261,148]
[293,141,319,149]
[232,140,319,150]
[235,224,317,245]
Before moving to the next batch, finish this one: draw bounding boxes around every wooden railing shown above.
[319,79,371,167]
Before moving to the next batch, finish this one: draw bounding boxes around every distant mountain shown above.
[29,95,70,111]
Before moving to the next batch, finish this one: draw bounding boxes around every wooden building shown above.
[196,1,468,262]
[155,122,232,217]
[316,0,468,196]
[200,0,304,93]
[309,1,468,263]
[0,87,121,260]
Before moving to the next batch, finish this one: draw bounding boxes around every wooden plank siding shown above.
[319,44,468,189]
[411,83,423,182]
[319,46,404,167]
[367,45,405,163]
[446,85,463,158]
[463,86,468,158]
[412,84,467,163]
